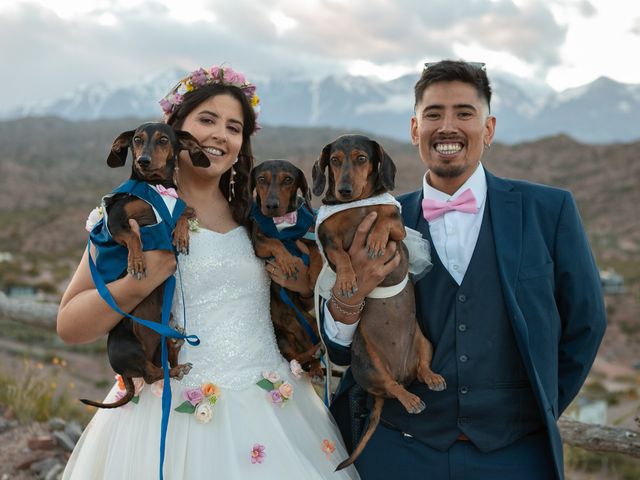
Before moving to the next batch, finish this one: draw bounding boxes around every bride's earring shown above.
[174,165,180,190]
[228,158,238,202]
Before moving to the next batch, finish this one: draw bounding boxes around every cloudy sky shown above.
[1,0,639,110]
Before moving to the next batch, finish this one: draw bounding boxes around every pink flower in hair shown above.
[159,98,173,113]
[223,66,245,84]
[190,68,209,87]
[209,66,221,78]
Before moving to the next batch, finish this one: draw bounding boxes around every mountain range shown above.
[5,69,640,145]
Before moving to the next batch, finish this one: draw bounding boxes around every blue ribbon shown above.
[249,202,315,266]
[250,202,330,405]
[87,180,200,480]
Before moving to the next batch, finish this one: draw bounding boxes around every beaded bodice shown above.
[173,226,282,389]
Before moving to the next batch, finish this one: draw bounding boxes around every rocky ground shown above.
[0,415,80,480]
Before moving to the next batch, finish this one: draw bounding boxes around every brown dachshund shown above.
[312,134,446,469]
[250,160,324,379]
[81,122,209,408]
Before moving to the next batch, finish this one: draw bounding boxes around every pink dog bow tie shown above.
[273,211,298,225]
[156,185,179,199]
[422,188,478,221]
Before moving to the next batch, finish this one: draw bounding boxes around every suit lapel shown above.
[486,171,522,289]
[401,189,432,241]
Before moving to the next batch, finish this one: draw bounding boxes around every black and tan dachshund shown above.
[81,122,209,408]
[250,160,324,379]
[312,134,446,469]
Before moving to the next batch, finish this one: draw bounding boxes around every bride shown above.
[56,65,392,479]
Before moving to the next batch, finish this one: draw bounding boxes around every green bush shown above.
[0,358,91,424]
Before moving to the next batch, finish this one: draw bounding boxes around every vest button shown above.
[460,386,469,394]
[458,294,467,302]
[459,354,468,363]
[458,324,467,332]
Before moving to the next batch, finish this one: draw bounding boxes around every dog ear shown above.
[249,166,258,197]
[107,130,135,167]
[312,143,332,197]
[295,166,313,211]
[175,130,211,167]
[372,140,396,191]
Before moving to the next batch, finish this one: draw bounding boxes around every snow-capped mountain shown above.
[5,70,640,144]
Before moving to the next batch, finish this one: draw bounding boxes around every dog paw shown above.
[173,363,193,380]
[405,398,426,414]
[275,257,299,280]
[127,266,147,280]
[173,234,190,255]
[366,235,388,258]
[335,275,358,298]
[419,372,447,392]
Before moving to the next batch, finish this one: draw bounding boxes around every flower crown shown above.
[159,65,260,125]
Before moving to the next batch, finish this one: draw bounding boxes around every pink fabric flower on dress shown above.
[262,371,281,383]
[289,359,304,379]
[183,387,204,406]
[151,379,164,397]
[321,439,336,459]
[269,390,283,406]
[251,444,266,464]
[278,382,294,399]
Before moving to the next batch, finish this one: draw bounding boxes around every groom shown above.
[323,60,606,479]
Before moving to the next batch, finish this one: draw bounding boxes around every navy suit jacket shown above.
[324,169,607,479]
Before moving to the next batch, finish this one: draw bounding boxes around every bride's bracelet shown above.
[330,293,365,316]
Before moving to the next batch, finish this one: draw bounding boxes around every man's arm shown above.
[321,212,401,365]
[554,192,607,414]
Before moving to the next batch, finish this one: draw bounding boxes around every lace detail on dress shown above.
[172,227,283,390]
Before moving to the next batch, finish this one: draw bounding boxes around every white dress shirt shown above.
[323,163,487,345]
[423,163,487,285]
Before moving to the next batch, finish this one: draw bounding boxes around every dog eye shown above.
[157,137,169,145]
[282,177,294,185]
[330,157,340,166]
[257,176,267,184]
[133,136,143,144]
[356,155,368,163]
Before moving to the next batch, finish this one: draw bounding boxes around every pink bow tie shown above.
[273,211,298,225]
[422,188,478,221]
[156,185,179,199]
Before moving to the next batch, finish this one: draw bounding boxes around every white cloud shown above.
[0,0,639,111]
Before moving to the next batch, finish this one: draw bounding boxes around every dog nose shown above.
[265,200,280,212]
[338,186,353,197]
[137,156,151,168]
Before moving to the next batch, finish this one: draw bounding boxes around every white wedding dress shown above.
[63,226,359,479]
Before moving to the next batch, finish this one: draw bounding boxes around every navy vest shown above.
[380,202,543,451]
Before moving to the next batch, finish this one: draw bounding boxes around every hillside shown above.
[0,117,638,298]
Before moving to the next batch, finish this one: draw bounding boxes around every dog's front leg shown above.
[325,243,357,297]
[252,223,300,279]
[173,206,195,255]
[366,208,406,258]
[414,329,447,391]
[114,228,146,279]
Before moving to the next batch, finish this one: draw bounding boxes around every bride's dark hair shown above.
[168,84,256,226]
